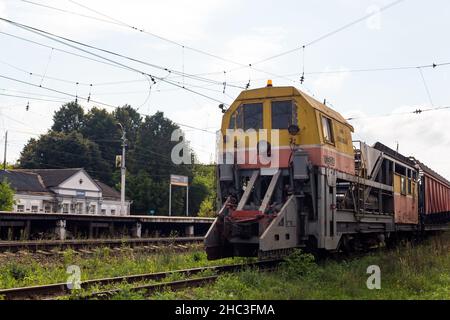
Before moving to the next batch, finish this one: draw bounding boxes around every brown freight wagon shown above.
[418,162,450,224]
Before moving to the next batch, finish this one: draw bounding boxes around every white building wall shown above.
[58,171,100,191]
[14,194,54,213]
[101,200,131,216]
[10,170,131,215]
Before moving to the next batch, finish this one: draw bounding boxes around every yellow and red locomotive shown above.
[205,82,450,260]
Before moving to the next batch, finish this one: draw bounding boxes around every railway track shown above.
[0,260,282,300]
[0,237,204,255]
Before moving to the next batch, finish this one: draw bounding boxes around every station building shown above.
[0,168,131,216]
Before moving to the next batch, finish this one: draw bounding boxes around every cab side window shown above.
[228,106,244,129]
[228,112,236,129]
[321,116,335,144]
[271,100,293,129]
[243,103,263,130]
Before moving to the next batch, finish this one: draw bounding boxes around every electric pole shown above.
[3,131,7,171]
[117,124,127,215]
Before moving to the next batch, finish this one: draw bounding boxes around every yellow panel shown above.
[220,86,354,159]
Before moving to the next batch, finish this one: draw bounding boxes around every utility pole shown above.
[186,183,189,216]
[3,131,7,170]
[117,124,127,216]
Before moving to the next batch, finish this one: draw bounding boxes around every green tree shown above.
[18,102,214,217]
[52,101,85,133]
[127,171,172,215]
[192,165,216,217]
[132,111,189,177]
[113,105,142,150]
[0,179,15,211]
[81,107,122,168]
[18,131,111,183]
[130,112,194,214]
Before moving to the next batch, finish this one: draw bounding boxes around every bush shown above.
[0,179,15,211]
[281,249,317,278]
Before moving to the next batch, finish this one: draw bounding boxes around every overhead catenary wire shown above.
[0,17,244,90]
[346,105,450,121]
[0,17,243,106]
[249,0,407,67]
[39,48,54,87]
[0,92,68,103]
[63,0,246,67]
[417,67,434,106]
[0,18,328,108]
[16,0,356,90]
[0,31,134,77]
[0,58,236,98]
[224,61,450,86]
[0,29,244,95]
[0,74,218,135]
[0,73,117,109]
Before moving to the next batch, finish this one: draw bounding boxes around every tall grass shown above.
[152,232,450,300]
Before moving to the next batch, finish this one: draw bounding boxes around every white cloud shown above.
[348,106,450,180]
[312,67,350,93]
[222,26,287,67]
[6,0,229,42]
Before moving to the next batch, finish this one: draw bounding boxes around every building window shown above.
[70,204,76,213]
[111,209,116,215]
[44,204,51,213]
[62,203,69,214]
[321,116,334,144]
[101,209,106,215]
[243,103,263,130]
[76,203,83,214]
[17,205,25,213]
[31,205,38,213]
[271,100,293,129]
[90,205,96,214]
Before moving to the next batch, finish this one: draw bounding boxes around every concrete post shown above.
[55,220,66,240]
[132,222,142,238]
[185,225,195,237]
[89,223,94,239]
[109,222,115,237]
[23,220,31,240]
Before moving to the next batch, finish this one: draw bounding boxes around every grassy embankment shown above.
[0,233,448,299]
[148,232,449,300]
[0,246,250,291]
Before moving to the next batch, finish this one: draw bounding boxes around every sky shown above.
[0,0,449,179]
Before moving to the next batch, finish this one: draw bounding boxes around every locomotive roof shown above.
[235,86,354,131]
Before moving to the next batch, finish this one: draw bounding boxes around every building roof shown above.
[0,170,48,193]
[95,180,121,200]
[17,168,82,187]
[1,169,123,200]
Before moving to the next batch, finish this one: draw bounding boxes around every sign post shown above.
[169,174,189,216]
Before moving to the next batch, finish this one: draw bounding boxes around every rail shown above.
[0,260,282,300]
